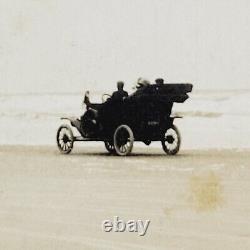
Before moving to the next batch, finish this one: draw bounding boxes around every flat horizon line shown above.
[1,88,250,96]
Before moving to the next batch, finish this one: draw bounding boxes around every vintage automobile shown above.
[56,82,193,156]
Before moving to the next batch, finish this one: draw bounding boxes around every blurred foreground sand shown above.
[0,145,250,249]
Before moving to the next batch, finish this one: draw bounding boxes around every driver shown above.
[111,81,128,101]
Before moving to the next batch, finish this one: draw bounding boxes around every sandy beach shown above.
[0,145,250,249]
[1,0,249,248]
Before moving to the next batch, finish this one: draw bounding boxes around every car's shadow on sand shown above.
[62,150,189,159]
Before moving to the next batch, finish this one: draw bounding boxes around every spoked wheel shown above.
[161,125,181,155]
[114,125,134,156]
[56,125,74,154]
[104,141,115,154]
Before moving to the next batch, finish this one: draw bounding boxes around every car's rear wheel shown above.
[114,125,134,156]
[104,141,115,153]
[161,125,181,155]
[57,125,74,154]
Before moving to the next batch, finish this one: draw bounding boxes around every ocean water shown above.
[0,90,250,149]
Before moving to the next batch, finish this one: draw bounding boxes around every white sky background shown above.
[0,0,249,93]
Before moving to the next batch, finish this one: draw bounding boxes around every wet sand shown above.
[0,145,250,249]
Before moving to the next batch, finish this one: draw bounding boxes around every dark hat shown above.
[117,81,124,89]
[155,78,164,85]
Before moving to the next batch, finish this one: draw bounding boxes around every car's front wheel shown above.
[56,125,74,154]
[113,125,134,156]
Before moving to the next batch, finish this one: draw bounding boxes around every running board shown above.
[74,136,102,142]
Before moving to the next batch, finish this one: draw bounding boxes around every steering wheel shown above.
[102,94,111,103]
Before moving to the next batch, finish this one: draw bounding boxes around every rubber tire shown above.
[113,125,134,156]
[56,124,74,154]
[161,125,181,155]
[104,141,115,153]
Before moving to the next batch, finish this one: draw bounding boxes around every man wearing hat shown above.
[111,81,128,101]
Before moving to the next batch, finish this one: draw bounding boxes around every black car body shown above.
[57,83,193,156]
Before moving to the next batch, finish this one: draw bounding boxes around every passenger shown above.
[130,78,150,97]
[135,77,150,89]
[83,91,91,107]
[111,81,128,101]
[136,78,150,89]
[155,78,164,86]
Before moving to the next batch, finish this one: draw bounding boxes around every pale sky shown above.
[0,0,249,93]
